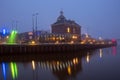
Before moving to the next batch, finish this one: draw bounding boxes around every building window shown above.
[67,27,70,33]
[73,28,76,33]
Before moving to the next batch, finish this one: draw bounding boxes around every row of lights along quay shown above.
[0,11,117,54]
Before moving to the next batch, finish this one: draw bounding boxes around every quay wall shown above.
[0,43,116,55]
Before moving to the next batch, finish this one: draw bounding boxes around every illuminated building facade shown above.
[51,11,81,41]
[18,30,49,43]
[39,33,78,43]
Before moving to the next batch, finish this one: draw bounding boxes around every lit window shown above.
[67,27,70,33]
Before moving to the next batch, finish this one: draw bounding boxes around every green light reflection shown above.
[10,62,18,79]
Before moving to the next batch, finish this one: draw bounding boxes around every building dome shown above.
[57,11,66,22]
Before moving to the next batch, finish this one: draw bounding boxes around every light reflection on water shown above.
[0,46,120,80]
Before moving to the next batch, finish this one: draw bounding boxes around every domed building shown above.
[51,11,81,41]
[51,11,81,34]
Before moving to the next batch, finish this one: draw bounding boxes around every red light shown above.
[111,39,116,43]
[112,46,116,56]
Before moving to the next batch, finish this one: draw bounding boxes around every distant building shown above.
[18,30,49,43]
[51,11,81,42]
[51,11,81,36]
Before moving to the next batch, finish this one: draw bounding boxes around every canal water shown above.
[0,45,120,80]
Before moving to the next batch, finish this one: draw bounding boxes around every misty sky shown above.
[0,0,120,39]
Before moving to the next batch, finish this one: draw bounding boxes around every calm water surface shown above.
[0,45,120,80]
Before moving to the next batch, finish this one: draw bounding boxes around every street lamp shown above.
[35,13,39,35]
[32,14,35,38]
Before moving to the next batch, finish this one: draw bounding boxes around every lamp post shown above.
[32,14,35,40]
[35,13,39,42]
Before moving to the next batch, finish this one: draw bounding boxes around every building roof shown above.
[52,11,81,27]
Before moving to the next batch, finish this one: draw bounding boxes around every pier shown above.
[0,43,116,55]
